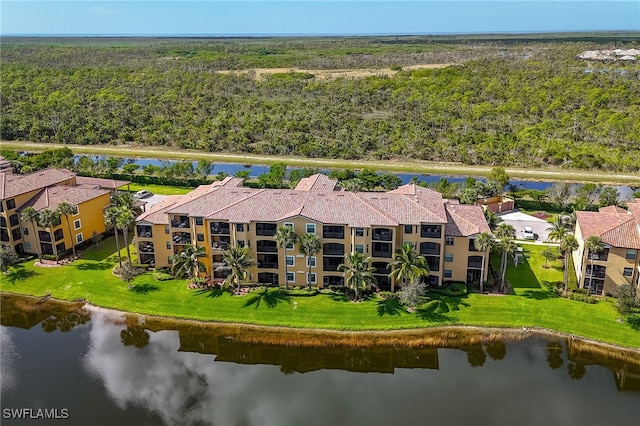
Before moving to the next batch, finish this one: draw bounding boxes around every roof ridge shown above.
[445,203,480,234]
[205,189,265,218]
[350,192,399,225]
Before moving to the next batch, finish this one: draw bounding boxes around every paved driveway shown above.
[137,194,168,211]
[497,211,552,242]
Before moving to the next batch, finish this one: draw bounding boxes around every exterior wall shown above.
[444,236,489,284]
[61,193,111,252]
[579,247,639,295]
[2,189,55,252]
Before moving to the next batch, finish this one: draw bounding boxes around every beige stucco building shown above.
[573,201,640,295]
[136,175,491,290]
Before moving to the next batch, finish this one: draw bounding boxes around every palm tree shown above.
[494,224,516,292]
[338,252,377,302]
[104,207,122,268]
[483,210,502,231]
[474,232,495,292]
[559,234,579,293]
[498,237,517,291]
[387,243,429,288]
[216,245,255,293]
[585,235,604,294]
[20,206,41,260]
[298,232,321,290]
[170,244,207,281]
[546,215,568,242]
[38,208,61,261]
[274,226,298,290]
[117,207,135,263]
[56,201,77,260]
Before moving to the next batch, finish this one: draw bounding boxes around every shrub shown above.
[430,282,468,297]
[282,288,319,297]
[377,291,397,300]
[568,292,598,304]
[153,271,174,281]
[573,288,589,295]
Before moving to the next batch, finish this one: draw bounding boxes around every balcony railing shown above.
[136,226,153,238]
[211,241,229,250]
[372,250,392,258]
[258,262,278,269]
[372,230,393,241]
[467,261,482,269]
[256,223,277,236]
[172,233,191,245]
[210,223,231,235]
[138,242,155,253]
[323,231,345,239]
[171,217,190,229]
[256,242,278,253]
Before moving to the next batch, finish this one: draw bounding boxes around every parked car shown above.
[523,226,535,240]
[133,189,153,199]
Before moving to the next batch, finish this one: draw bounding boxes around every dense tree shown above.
[585,236,604,294]
[104,207,122,268]
[474,232,495,292]
[388,243,430,287]
[170,244,207,280]
[559,234,579,293]
[0,245,19,272]
[495,224,516,291]
[216,245,255,292]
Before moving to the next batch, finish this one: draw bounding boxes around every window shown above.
[355,244,364,254]
[73,219,81,230]
[236,223,245,232]
[9,214,19,227]
[195,217,203,226]
[306,256,317,267]
[25,242,31,251]
[307,272,317,284]
[445,253,454,262]
[404,225,413,234]
[166,241,171,249]
[237,240,245,247]
[355,228,364,237]
[626,249,637,260]
[23,228,29,236]
[623,267,633,277]
[6,199,15,210]
[284,222,294,230]
[306,223,316,234]
[76,233,83,243]
[11,228,21,241]
[446,236,455,246]
[168,257,173,265]
[165,226,170,234]
[72,205,79,215]
[286,272,295,283]
[197,233,204,242]
[286,241,294,250]
[286,255,295,266]
[444,269,452,278]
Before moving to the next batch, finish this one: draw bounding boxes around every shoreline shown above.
[3,141,640,186]
[5,292,639,356]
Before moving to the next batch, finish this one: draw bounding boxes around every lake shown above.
[1,294,639,426]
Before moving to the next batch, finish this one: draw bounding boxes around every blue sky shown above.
[1,1,639,36]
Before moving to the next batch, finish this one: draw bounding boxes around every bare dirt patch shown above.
[216,63,451,81]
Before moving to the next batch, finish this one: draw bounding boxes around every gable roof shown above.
[75,176,130,190]
[136,196,184,224]
[444,202,492,237]
[294,174,339,192]
[18,185,110,212]
[576,209,640,249]
[0,169,76,200]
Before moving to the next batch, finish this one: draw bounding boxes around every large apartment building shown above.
[136,175,491,290]
[573,199,640,295]
[0,168,128,257]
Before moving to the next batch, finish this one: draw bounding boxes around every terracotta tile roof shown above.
[444,202,491,237]
[75,176,130,190]
[136,196,184,224]
[0,169,76,199]
[576,210,640,249]
[598,205,628,214]
[627,199,640,223]
[294,174,339,191]
[18,185,110,212]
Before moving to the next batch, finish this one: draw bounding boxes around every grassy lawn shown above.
[2,238,639,348]
[127,182,194,195]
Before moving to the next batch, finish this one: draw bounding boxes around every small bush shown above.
[568,292,598,304]
[378,291,397,300]
[153,271,174,281]
[329,285,347,293]
[283,288,319,297]
[430,282,467,297]
[573,288,589,295]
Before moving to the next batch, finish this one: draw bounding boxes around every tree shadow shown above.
[77,262,112,271]
[328,292,349,302]
[129,283,160,294]
[194,288,225,298]
[376,297,407,317]
[243,289,291,309]
[5,266,39,284]
[415,300,453,322]
[520,281,559,300]
[627,315,640,331]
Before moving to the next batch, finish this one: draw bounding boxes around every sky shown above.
[1,1,639,36]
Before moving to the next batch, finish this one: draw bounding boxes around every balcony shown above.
[256,223,277,236]
[0,229,8,242]
[372,242,392,258]
[467,256,483,269]
[323,226,345,240]
[256,240,278,253]
[257,254,278,269]
[323,243,345,256]
[172,232,191,245]
[372,262,389,275]
[420,242,441,256]
[210,222,231,235]
[39,231,51,242]
[211,241,230,251]
[421,225,442,239]
[372,228,393,241]
[138,241,154,253]
[323,257,343,272]
[426,256,440,271]
[139,254,155,265]
[136,225,153,238]
[171,216,190,229]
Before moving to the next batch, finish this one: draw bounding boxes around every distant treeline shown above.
[1,36,639,172]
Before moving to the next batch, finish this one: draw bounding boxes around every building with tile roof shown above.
[0,169,128,258]
[573,199,640,295]
[136,176,491,291]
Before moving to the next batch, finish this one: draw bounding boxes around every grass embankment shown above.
[2,239,639,348]
[3,141,640,186]
[127,183,194,195]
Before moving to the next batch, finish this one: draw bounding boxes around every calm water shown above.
[1,296,639,426]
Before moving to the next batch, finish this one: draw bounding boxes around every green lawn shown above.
[2,238,639,348]
[127,182,194,196]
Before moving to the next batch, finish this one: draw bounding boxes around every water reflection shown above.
[1,294,639,426]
